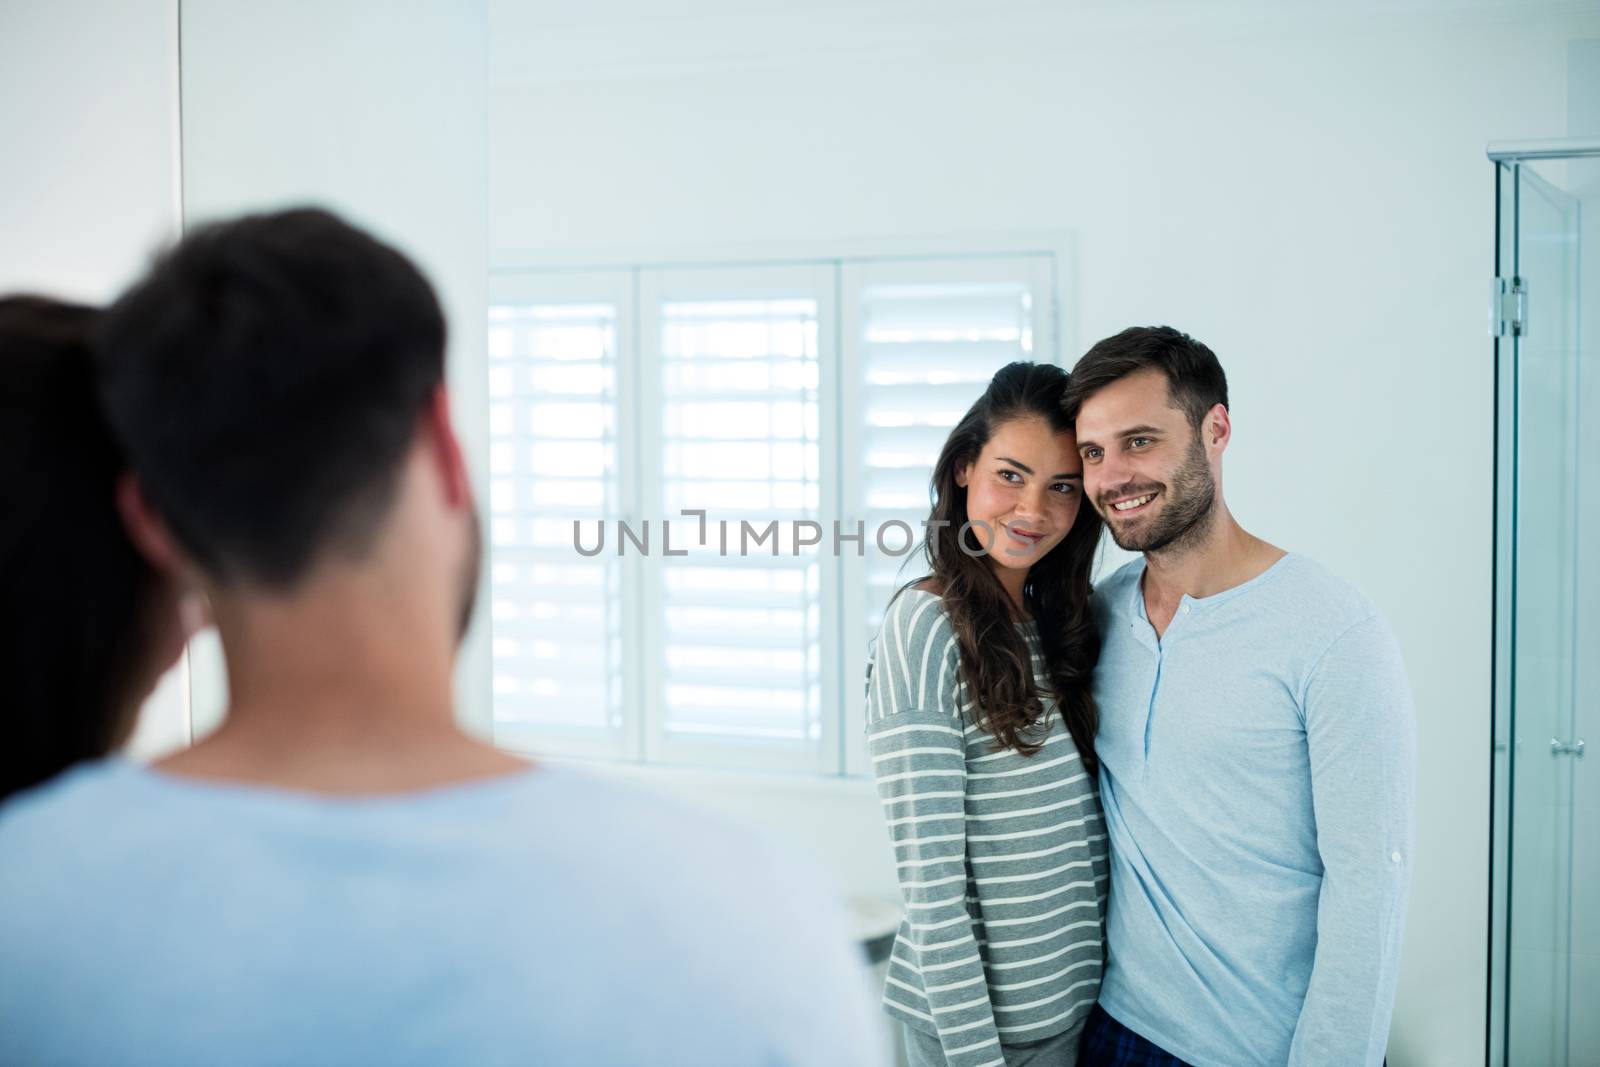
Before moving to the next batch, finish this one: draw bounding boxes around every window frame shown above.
[483,234,1075,777]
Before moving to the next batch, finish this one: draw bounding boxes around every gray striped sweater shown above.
[866,588,1108,1067]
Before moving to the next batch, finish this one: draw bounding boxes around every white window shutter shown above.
[638,265,839,772]
[838,255,1056,774]
[486,271,638,760]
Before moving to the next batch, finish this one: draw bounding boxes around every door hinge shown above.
[1491,276,1528,337]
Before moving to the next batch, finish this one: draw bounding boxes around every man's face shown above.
[1073,369,1218,554]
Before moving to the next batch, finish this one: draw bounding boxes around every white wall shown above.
[176,0,492,740]
[0,0,190,760]
[487,4,1600,1064]
[0,0,179,301]
[2,0,494,755]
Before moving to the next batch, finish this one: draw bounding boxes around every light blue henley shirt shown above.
[0,759,882,1067]
[1092,553,1414,1067]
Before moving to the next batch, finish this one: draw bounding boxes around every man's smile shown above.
[1106,490,1159,515]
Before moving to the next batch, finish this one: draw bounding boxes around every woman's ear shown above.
[955,462,971,489]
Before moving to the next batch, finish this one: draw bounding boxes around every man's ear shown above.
[1204,403,1232,455]
[115,472,193,580]
[422,385,474,510]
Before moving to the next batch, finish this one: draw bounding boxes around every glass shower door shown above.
[1490,148,1595,1067]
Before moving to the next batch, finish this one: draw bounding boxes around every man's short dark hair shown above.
[96,207,446,588]
[1062,325,1228,429]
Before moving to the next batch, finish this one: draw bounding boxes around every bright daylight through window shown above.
[487,250,1058,774]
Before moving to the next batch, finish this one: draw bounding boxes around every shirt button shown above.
[1181,605,1191,614]
[1390,851,1402,864]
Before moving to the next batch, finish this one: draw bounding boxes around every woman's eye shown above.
[1052,483,1077,495]
[999,469,1021,483]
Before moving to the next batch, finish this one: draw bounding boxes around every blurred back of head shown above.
[0,296,173,800]
[95,208,448,590]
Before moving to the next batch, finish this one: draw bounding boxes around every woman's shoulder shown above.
[877,582,957,651]
[869,584,963,721]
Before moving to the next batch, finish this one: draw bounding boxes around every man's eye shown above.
[1083,448,1102,461]
[1131,437,1152,448]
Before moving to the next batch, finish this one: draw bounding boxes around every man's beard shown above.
[1100,435,1216,555]
[456,505,483,642]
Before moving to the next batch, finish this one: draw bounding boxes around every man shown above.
[1065,327,1413,1067]
[0,209,879,1066]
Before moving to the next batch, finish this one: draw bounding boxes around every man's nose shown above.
[1096,450,1132,491]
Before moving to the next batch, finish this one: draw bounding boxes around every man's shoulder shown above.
[522,769,833,890]
[1247,554,1408,685]
[1092,557,1144,620]
[546,768,761,850]
[0,761,152,926]
[0,759,133,846]
[1270,553,1382,631]
[527,772,857,969]
[475,773,885,1063]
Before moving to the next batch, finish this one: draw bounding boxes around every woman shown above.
[0,295,185,801]
[867,360,1106,1067]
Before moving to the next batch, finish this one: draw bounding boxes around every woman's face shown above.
[956,415,1084,576]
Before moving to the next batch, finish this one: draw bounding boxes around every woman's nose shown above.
[1015,486,1046,520]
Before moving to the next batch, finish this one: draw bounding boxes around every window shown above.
[487,272,634,761]
[488,250,1059,774]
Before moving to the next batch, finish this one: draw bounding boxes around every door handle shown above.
[1550,738,1586,758]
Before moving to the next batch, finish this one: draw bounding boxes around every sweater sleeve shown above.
[1287,612,1415,1067]
[866,593,1006,1067]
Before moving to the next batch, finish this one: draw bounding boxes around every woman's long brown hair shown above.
[892,361,1103,768]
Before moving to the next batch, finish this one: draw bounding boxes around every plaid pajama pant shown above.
[1079,1002,1390,1067]
[1078,1004,1190,1066]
